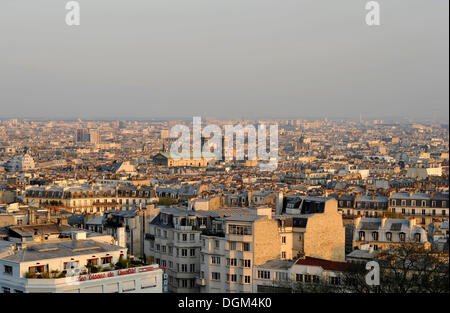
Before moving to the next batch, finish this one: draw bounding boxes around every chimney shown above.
[354,215,361,227]
[71,230,87,241]
[381,216,387,228]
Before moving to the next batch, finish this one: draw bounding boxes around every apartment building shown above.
[0,231,164,293]
[4,154,35,172]
[24,183,158,214]
[277,198,346,262]
[352,216,431,251]
[253,257,350,293]
[146,207,204,292]
[200,212,279,293]
[85,205,159,259]
[389,192,449,227]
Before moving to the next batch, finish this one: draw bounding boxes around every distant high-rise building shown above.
[89,129,101,144]
[75,128,90,143]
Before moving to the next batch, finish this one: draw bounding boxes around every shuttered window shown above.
[122,280,135,292]
[141,277,157,289]
[104,283,119,293]
[83,285,103,293]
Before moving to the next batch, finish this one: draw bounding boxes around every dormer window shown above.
[399,232,406,242]
[386,232,392,241]
[359,231,365,241]
[414,233,421,242]
[371,232,379,241]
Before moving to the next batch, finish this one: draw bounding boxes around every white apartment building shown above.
[146,207,203,292]
[0,232,164,293]
[4,154,35,172]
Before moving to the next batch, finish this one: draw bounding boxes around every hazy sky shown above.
[0,0,448,121]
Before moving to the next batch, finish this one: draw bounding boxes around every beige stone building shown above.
[277,198,346,262]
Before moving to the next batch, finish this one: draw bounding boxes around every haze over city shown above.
[0,0,448,121]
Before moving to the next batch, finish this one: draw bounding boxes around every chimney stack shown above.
[381,215,387,228]
[354,215,362,227]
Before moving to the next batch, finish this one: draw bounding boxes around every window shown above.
[411,200,416,206]
[257,270,270,280]
[296,274,303,282]
[3,265,13,275]
[228,224,252,235]
[244,276,251,284]
[181,264,187,272]
[190,264,195,272]
[304,275,311,283]
[443,210,446,216]
[162,246,167,253]
[243,259,251,268]
[432,201,436,207]
[275,272,288,281]
[359,231,365,241]
[313,275,320,284]
[181,249,187,257]
[443,201,447,208]
[211,256,221,265]
[230,274,237,282]
[182,234,187,241]
[211,272,220,281]
[386,232,392,241]
[101,256,112,264]
[87,258,98,266]
[330,277,341,285]
[411,209,415,215]
[190,234,195,241]
[399,232,406,242]
[401,200,406,206]
[371,232,378,241]
[414,233,421,242]
[227,258,237,266]
[243,243,250,251]
[421,201,426,207]
[229,242,237,250]
[190,249,195,257]
[281,236,286,244]
[402,208,406,214]
[281,251,286,259]
[215,240,220,248]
